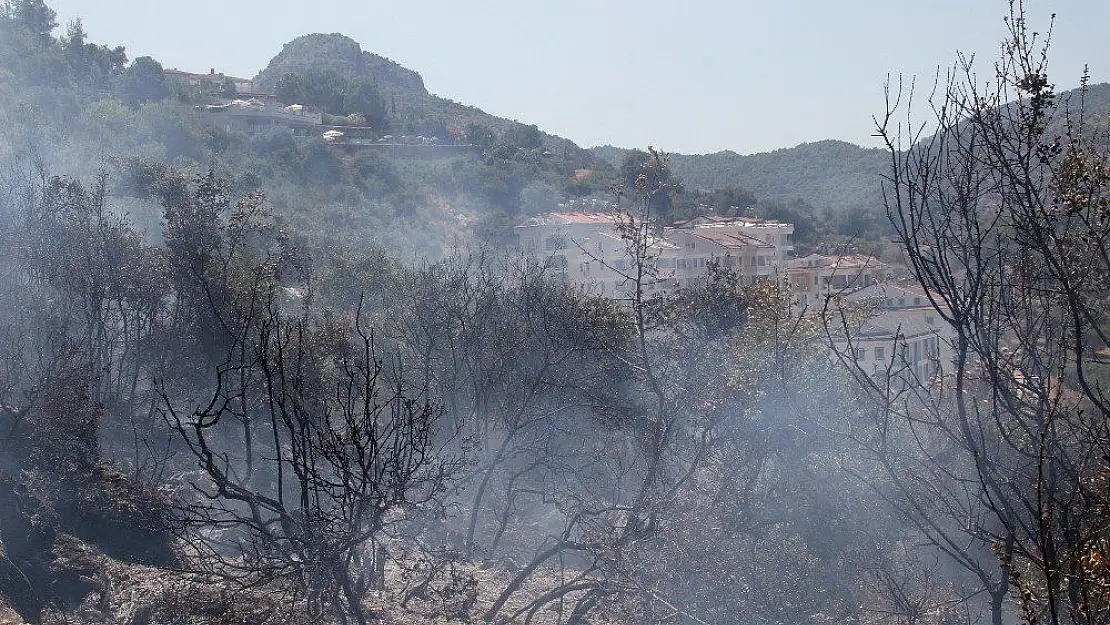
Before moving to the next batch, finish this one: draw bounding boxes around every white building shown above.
[515,212,795,297]
[829,283,956,382]
[786,254,889,310]
[665,216,794,287]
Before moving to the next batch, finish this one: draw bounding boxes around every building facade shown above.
[786,253,889,310]
[515,212,794,297]
[829,283,955,382]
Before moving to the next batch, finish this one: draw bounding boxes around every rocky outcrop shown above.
[253,33,426,96]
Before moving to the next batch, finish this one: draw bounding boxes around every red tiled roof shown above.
[689,230,774,248]
[517,212,619,227]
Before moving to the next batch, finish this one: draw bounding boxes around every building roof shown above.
[672,215,791,229]
[687,229,774,249]
[843,283,931,307]
[516,212,619,228]
[854,307,947,340]
[787,254,885,270]
[595,230,679,250]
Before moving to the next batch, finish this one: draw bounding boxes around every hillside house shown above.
[164,68,255,95]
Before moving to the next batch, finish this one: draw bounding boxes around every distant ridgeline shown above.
[591,140,889,215]
[591,81,1110,218]
[251,33,600,163]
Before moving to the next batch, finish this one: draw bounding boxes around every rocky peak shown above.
[253,33,426,96]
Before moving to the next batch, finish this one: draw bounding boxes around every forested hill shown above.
[256,32,604,168]
[595,81,1110,215]
[592,140,888,213]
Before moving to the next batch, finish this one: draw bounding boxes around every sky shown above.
[45,0,1110,156]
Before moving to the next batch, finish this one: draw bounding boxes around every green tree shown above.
[503,122,544,150]
[61,17,85,62]
[619,148,680,223]
[60,18,126,87]
[464,122,495,149]
[704,185,757,216]
[342,76,387,128]
[3,0,56,42]
[122,55,169,104]
[273,71,305,103]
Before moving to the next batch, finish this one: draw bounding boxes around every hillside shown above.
[0,19,622,258]
[592,140,888,213]
[256,33,604,170]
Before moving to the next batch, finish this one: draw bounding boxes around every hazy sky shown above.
[46,0,1110,155]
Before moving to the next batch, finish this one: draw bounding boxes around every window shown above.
[545,235,567,251]
[854,348,865,360]
[874,347,885,361]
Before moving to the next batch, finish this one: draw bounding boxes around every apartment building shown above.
[515,212,794,297]
[786,253,888,310]
[515,212,673,297]
[665,216,794,287]
[829,283,955,382]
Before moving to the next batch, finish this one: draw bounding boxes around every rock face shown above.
[253,33,427,96]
